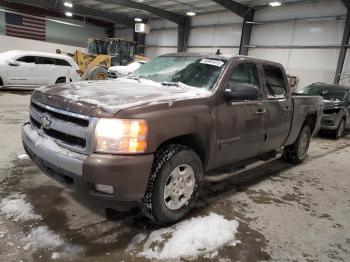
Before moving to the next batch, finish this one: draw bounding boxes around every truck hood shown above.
[323,100,345,110]
[36,78,211,114]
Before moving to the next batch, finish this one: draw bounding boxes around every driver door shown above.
[7,56,37,86]
[215,62,266,166]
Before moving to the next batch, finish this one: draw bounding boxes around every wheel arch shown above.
[55,77,67,84]
[155,133,209,170]
[303,112,318,134]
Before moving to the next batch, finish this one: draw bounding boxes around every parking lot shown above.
[0,91,349,262]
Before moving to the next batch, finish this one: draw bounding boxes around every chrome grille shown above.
[29,100,97,155]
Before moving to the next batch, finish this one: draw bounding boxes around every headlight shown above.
[95,118,147,154]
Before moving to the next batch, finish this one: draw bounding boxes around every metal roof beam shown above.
[211,0,252,18]
[95,0,187,25]
[343,0,350,8]
[0,0,135,27]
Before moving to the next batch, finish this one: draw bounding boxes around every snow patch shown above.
[132,213,240,260]
[25,226,82,256]
[17,153,29,160]
[0,194,41,222]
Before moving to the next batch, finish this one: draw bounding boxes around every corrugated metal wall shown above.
[125,0,349,89]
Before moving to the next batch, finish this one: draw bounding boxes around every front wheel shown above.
[283,125,311,164]
[141,145,203,225]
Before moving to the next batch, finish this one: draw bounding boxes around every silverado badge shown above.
[40,114,52,130]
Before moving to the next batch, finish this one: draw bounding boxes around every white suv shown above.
[0,50,81,89]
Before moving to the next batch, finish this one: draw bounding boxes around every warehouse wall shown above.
[119,0,349,89]
[0,9,107,49]
[45,18,108,47]
[250,0,348,89]
[0,34,84,54]
[114,28,134,41]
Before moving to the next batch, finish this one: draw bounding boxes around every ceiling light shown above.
[269,1,282,7]
[64,2,73,8]
[134,17,142,22]
[65,11,73,17]
[186,11,196,16]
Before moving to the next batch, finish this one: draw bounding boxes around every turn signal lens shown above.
[95,119,147,154]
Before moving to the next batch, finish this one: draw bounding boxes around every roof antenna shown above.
[216,49,221,55]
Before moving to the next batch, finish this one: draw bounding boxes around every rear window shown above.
[36,56,55,65]
[263,65,287,98]
[55,58,71,67]
[17,56,36,63]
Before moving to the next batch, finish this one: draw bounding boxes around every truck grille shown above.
[29,100,97,154]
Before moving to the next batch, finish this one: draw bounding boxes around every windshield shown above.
[133,56,227,90]
[301,86,348,102]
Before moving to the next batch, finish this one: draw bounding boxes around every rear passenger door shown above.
[259,64,293,153]
[35,56,56,85]
[216,62,266,165]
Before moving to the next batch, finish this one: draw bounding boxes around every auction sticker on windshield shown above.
[200,59,225,67]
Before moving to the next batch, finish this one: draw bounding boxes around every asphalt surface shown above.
[0,91,349,261]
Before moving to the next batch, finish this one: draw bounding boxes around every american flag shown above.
[5,12,46,41]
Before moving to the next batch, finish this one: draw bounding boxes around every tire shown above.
[334,119,345,139]
[0,77,3,87]
[88,66,108,80]
[283,125,311,164]
[140,144,203,225]
[55,77,66,84]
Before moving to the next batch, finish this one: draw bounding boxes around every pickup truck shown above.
[22,53,323,224]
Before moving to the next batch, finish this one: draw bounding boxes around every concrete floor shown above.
[0,92,349,261]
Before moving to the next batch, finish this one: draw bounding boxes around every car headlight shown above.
[95,118,147,154]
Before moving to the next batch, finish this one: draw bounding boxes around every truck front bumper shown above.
[320,114,341,131]
[22,123,154,203]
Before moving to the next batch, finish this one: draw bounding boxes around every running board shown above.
[204,154,282,182]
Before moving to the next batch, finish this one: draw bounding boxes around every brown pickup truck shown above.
[22,53,323,224]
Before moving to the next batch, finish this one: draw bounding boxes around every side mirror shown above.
[224,83,260,102]
[8,60,20,66]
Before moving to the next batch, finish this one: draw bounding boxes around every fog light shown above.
[95,184,114,195]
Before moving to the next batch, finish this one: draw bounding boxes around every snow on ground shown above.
[25,225,82,256]
[25,226,65,250]
[17,153,29,160]
[128,213,240,260]
[0,194,82,258]
[0,194,41,222]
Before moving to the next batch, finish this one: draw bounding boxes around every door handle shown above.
[255,108,266,115]
[283,106,291,111]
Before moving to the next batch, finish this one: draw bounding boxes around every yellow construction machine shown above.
[57,38,147,80]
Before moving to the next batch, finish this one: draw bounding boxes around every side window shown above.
[55,59,71,67]
[263,65,287,98]
[17,56,36,63]
[36,56,55,65]
[228,63,260,89]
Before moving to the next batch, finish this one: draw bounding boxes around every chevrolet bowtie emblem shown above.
[40,114,52,130]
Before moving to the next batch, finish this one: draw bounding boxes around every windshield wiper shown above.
[126,75,141,82]
[160,81,180,87]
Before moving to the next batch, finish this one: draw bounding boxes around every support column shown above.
[239,10,254,56]
[177,17,191,52]
[334,8,350,84]
[133,32,146,56]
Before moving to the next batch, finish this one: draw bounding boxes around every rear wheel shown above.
[283,125,311,164]
[0,77,3,87]
[141,145,203,225]
[334,119,345,139]
[55,77,66,84]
